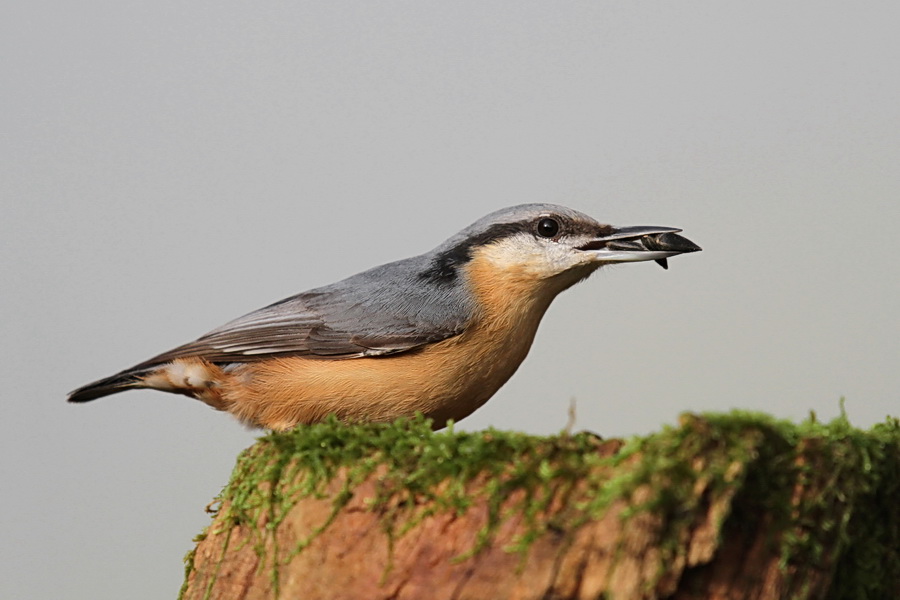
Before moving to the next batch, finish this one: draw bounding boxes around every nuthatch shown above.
[68,204,700,430]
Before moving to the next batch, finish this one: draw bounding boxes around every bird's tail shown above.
[67,370,150,403]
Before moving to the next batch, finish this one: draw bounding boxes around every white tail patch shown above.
[143,359,216,392]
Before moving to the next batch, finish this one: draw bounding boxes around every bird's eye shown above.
[536,217,560,238]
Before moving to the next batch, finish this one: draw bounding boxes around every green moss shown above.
[178,527,208,600]
[184,410,900,598]
[209,415,615,572]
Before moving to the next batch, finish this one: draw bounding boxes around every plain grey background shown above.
[3,2,898,598]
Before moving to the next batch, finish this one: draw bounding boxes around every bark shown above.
[180,413,900,600]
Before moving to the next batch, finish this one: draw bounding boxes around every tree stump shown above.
[180,412,900,599]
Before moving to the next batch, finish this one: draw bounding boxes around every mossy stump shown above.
[180,412,900,600]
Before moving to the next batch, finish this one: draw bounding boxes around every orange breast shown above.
[215,250,572,430]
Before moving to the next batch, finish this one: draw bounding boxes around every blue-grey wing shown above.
[130,257,473,369]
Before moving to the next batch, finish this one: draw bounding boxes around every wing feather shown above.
[128,258,473,371]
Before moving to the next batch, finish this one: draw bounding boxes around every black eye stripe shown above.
[536,217,560,238]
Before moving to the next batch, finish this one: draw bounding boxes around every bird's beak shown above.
[579,226,702,269]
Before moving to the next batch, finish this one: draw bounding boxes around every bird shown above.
[68,204,700,430]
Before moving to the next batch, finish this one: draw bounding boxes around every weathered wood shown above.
[180,413,900,600]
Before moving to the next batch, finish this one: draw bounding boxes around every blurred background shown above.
[3,2,898,598]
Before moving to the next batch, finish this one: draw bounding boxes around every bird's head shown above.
[424,204,701,295]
